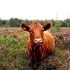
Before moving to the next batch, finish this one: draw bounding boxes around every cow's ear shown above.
[43,22,51,31]
[20,22,30,31]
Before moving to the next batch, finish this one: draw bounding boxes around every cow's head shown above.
[21,21,51,50]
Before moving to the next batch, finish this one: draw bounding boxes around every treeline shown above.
[0,18,70,27]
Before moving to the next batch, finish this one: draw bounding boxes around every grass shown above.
[0,27,30,69]
[0,27,70,70]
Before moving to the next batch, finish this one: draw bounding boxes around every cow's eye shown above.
[29,30,33,33]
[42,29,44,31]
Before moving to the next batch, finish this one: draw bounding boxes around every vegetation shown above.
[0,27,70,70]
[0,18,70,27]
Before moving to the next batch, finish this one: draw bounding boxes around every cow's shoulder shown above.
[44,31,54,39]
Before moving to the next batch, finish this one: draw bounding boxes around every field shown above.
[0,27,70,70]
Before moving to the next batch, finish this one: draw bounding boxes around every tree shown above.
[64,19,70,27]
[9,18,23,27]
[53,20,61,32]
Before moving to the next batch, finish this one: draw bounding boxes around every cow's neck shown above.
[32,44,41,52]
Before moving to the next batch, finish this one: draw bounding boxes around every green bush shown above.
[52,21,61,32]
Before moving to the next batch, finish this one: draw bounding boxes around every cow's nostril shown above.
[34,39,37,44]
[34,38,43,46]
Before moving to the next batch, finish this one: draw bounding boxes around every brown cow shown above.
[21,21,55,64]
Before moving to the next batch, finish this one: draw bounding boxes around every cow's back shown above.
[43,31,55,53]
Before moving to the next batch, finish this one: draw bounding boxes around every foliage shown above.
[0,27,70,70]
[8,18,23,27]
[0,28,30,69]
[0,18,70,27]
[52,20,61,32]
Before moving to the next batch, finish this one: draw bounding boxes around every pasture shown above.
[0,27,70,70]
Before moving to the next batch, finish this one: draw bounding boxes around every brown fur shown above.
[21,21,55,63]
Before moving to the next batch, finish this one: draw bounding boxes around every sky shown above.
[0,0,70,20]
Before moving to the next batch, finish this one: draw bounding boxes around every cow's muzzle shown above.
[34,38,43,46]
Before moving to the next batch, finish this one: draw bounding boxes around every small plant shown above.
[52,21,61,32]
[56,34,63,39]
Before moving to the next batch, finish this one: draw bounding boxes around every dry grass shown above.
[0,27,70,70]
